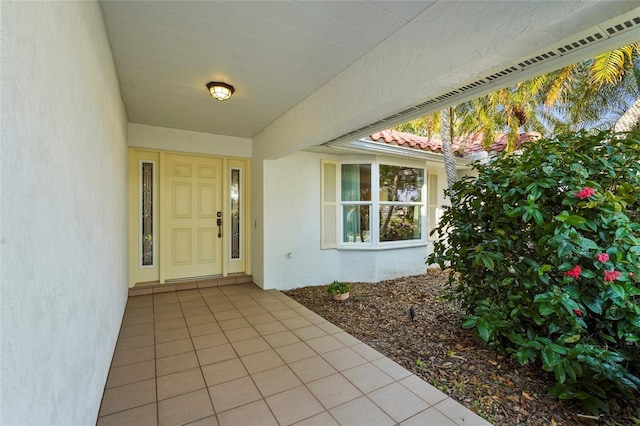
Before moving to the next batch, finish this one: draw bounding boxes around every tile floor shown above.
[98,283,490,426]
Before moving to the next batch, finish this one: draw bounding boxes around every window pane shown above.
[379,205,422,242]
[379,165,423,202]
[342,205,370,243]
[341,164,371,201]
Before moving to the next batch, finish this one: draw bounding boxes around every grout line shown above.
[152,292,160,426]
[180,288,221,425]
[117,288,479,425]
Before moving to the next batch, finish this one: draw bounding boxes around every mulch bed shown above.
[284,269,639,426]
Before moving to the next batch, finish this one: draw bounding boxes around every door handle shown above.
[216,211,222,238]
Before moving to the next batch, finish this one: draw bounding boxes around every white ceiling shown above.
[100,1,640,142]
[101,1,435,138]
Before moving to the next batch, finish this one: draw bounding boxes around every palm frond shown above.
[589,42,640,87]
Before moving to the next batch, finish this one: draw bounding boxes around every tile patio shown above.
[98,283,490,426]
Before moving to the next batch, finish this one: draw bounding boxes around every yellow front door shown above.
[161,154,223,281]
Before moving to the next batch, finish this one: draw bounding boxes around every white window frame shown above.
[337,159,427,250]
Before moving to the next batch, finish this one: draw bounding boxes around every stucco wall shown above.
[128,123,252,158]
[261,151,448,290]
[1,2,128,424]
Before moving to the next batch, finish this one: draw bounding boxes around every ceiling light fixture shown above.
[206,81,235,101]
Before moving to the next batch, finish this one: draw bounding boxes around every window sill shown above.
[337,242,427,251]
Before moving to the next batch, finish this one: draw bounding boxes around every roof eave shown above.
[339,138,473,167]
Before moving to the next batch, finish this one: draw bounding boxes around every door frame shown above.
[128,148,251,287]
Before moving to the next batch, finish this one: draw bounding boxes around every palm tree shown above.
[394,109,460,189]
[440,107,458,190]
[394,44,640,190]
[457,79,548,151]
[394,112,441,138]
[540,42,640,132]
[614,97,640,132]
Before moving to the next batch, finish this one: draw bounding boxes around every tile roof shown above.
[368,129,540,156]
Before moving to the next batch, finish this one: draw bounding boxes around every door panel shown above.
[199,184,215,217]
[198,228,216,263]
[172,229,192,265]
[162,154,222,281]
[173,183,192,217]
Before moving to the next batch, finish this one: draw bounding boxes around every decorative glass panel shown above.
[230,168,241,259]
[379,165,424,202]
[379,205,422,241]
[141,162,154,266]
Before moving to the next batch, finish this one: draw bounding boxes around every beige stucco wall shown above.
[1,2,129,424]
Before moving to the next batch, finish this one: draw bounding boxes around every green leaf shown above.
[555,212,587,225]
[555,364,567,384]
[477,319,491,342]
[581,269,595,279]
[539,264,552,273]
[480,255,495,271]
[539,303,556,316]
[609,283,626,300]
[582,294,603,314]
[515,349,529,365]
[564,334,581,344]
[533,209,544,226]
[629,315,640,327]
[462,317,477,329]
[579,238,599,250]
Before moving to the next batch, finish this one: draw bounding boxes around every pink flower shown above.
[596,253,609,263]
[604,270,621,282]
[573,309,583,317]
[564,265,581,279]
[575,187,596,200]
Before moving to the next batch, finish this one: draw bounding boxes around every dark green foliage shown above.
[428,130,640,414]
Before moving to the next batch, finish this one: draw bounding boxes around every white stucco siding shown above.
[261,152,448,290]
[262,152,330,289]
[128,123,252,158]
[1,2,128,425]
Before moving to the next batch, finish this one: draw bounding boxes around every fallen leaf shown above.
[507,394,520,403]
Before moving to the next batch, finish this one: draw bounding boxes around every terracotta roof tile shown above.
[368,129,540,156]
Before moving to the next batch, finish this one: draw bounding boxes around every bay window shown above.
[324,160,427,249]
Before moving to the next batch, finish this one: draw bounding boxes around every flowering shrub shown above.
[428,131,640,414]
